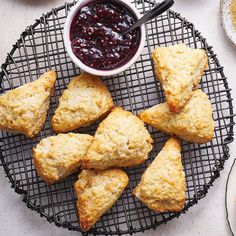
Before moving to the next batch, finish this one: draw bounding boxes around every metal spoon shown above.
[122,0,174,35]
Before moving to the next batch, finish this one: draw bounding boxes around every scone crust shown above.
[74,169,128,232]
[152,43,208,112]
[0,70,57,138]
[133,137,186,212]
[52,72,114,133]
[33,133,93,184]
[140,90,215,143]
[82,107,153,170]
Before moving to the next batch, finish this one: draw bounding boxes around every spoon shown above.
[122,0,174,35]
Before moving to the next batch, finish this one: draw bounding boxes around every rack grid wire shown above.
[0,0,234,235]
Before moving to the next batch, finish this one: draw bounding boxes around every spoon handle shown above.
[123,0,174,35]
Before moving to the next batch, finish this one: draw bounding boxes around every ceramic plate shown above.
[220,0,236,47]
[226,159,236,235]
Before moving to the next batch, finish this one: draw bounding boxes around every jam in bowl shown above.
[64,0,146,76]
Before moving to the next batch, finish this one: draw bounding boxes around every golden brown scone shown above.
[74,169,128,232]
[0,71,56,138]
[51,72,114,133]
[82,107,153,170]
[133,137,186,212]
[152,43,208,112]
[33,133,93,185]
[140,90,215,144]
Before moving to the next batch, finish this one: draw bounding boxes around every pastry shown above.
[0,71,56,138]
[51,72,114,133]
[152,43,208,112]
[133,137,186,212]
[33,133,93,184]
[82,107,153,170]
[139,90,215,143]
[74,169,128,232]
[230,0,236,30]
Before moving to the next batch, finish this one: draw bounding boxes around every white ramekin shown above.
[63,0,146,76]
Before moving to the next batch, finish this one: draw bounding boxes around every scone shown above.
[82,107,153,170]
[152,43,208,112]
[51,72,114,133]
[0,71,56,138]
[139,90,215,144]
[33,133,93,184]
[133,137,186,212]
[74,169,128,232]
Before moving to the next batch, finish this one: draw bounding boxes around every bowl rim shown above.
[220,0,236,49]
[63,0,146,76]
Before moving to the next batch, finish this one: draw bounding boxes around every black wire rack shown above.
[0,0,234,235]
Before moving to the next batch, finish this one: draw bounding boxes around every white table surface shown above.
[0,0,235,235]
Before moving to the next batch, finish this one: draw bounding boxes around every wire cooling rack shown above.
[0,0,234,235]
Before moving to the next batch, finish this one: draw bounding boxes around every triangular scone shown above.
[51,72,114,133]
[140,90,215,144]
[152,43,208,112]
[133,137,186,212]
[82,107,153,170]
[74,169,128,232]
[33,133,93,185]
[0,71,56,138]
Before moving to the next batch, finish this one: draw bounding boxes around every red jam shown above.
[70,0,141,71]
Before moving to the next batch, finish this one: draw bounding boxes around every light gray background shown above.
[0,0,235,235]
